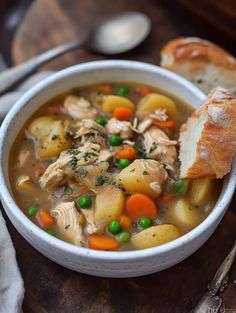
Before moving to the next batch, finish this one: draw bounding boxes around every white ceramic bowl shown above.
[0,60,235,278]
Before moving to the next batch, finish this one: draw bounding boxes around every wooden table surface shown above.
[5,0,236,312]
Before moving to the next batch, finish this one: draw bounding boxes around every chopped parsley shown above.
[69,156,78,169]
[76,168,88,177]
[134,142,147,158]
[67,149,80,155]
[83,151,98,161]
[143,170,150,175]
[116,183,126,191]
[51,135,58,140]
[63,185,73,196]
[149,142,158,153]
[95,175,110,186]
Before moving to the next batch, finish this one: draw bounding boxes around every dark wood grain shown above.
[6,0,236,312]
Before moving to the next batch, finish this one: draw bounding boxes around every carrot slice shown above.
[37,210,54,228]
[47,105,60,114]
[32,166,45,179]
[119,214,132,229]
[115,145,137,161]
[88,235,119,251]
[153,119,175,129]
[113,107,133,120]
[137,85,152,97]
[96,84,113,95]
[158,194,174,204]
[125,193,157,221]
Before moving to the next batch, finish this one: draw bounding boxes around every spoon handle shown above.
[0,40,84,95]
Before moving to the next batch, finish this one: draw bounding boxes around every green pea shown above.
[173,179,189,196]
[118,158,130,169]
[119,231,131,243]
[108,221,121,234]
[46,229,56,236]
[138,217,153,229]
[117,86,129,97]
[28,207,39,216]
[95,116,106,126]
[109,135,122,146]
[77,196,92,208]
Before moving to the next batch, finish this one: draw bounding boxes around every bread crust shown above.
[179,87,236,179]
[161,37,236,70]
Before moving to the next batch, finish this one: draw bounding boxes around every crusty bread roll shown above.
[160,37,236,95]
[179,86,236,179]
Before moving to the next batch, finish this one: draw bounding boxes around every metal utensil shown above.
[0,11,151,95]
[192,241,236,313]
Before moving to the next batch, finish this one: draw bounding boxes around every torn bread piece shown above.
[179,87,236,179]
[160,37,236,95]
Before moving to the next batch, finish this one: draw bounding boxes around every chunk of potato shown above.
[131,224,180,249]
[167,199,202,229]
[137,93,177,117]
[188,179,213,206]
[115,159,167,198]
[38,121,71,159]
[28,116,56,140]
[101,95,135,113]
[28,117,71,159]
[94,185,125,225]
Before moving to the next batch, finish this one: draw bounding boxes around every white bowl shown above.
[0,60,235,277]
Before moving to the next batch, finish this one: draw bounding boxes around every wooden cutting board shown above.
[7,1,236,313]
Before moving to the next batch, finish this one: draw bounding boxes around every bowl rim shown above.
[0,59,235,261]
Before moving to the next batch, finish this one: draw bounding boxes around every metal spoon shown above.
[0,12,151,95]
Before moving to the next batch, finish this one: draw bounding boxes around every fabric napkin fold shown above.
[0,71,53,313]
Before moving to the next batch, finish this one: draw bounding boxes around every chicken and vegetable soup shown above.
[10,82,221,251]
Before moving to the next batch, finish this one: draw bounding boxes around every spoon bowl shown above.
[88,12,151,54]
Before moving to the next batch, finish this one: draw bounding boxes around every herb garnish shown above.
[76,168,88,177]
[95,175,110,186]
[134,142,147,158]
[67,149,80,155]
[51,135,58,140]
[69,156,78,169]
[143,170,150,175]
[63,185,73,196]
[149,142,158,153]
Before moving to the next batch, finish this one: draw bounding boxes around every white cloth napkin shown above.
[0,71,53,313]
[0,212,24,313]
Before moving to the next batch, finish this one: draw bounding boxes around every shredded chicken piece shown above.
[64,96,97,120]
[75,119,106,137]
[123,140,135,146]
[39,152,70,188]
[16,175,32,190]
[97,149,113,162]
[81,208,103,235]
[143,126,177,164]
[17,149,30,168]
[17,175,30,185]
[106,117,133,139]
[40,143,111,189]
[132,117,138,129]
[51,202,85,246]
[137,119,153,133]
[74,119,106,146]
[149,109,168,121]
